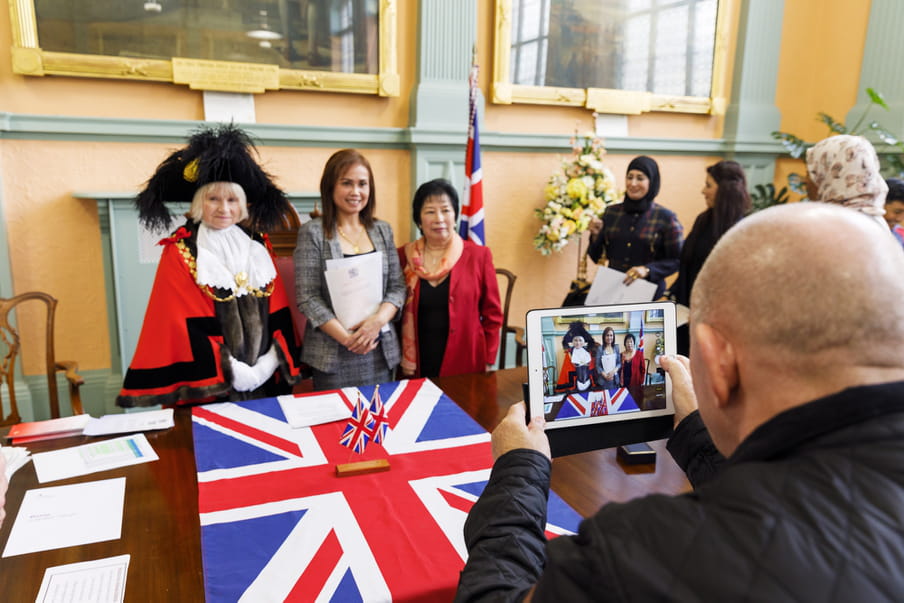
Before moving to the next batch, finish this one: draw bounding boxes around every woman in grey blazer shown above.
[295,149,406,390]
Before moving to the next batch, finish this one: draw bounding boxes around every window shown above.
[493,0,731,114]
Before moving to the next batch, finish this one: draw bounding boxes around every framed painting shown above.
[8,0,398,96]
[492,0,735,114]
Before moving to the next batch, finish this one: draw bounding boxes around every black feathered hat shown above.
[136,124,290,232]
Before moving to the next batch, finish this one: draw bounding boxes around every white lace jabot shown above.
[195,224,276,296]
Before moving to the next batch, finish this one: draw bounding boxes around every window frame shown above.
[492,0,735,115]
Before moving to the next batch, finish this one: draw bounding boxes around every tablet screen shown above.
[526,303,676,436]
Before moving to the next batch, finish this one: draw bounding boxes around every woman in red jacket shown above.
[619,332,646,408]
[398,179,503,378]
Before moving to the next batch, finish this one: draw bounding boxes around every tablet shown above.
[525,302,677,457]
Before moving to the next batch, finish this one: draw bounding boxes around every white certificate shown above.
[585,266,658,305]
[35,554,130,603]
[31,434,159,483]
[324,252,384,330]
[277,392,350,428]
[2,478,126,557]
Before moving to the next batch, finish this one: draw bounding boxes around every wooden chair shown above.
[0,292,84,425]
[495,268,526,368]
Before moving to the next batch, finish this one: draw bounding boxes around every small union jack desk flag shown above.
[339,392,374,453]
[369,384,389,445]
[192,379,581,601]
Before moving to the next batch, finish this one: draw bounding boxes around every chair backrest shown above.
[495,268,517,367]
[0,292,71,424]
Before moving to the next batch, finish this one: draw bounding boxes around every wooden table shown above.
[0,368,689,601]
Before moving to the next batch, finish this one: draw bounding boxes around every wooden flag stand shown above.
[336,459,391,477]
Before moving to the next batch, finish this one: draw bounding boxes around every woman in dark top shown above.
[669,160,750,355]
[587,156,683,299]
[397,179,503,378]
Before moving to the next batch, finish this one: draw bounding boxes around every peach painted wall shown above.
[0,0,875,375]
[773,0,872,201]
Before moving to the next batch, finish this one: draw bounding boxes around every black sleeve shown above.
[455,449,552,603]
[587,230,606,264]
[666,410,726,487]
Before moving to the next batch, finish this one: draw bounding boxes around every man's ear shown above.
[692,323,739,408]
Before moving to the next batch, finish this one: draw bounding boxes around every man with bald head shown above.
[455,203,904,602]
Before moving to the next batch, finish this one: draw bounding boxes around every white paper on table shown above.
[277,392,350,428]
[1,444,32,481]
[31,433,158,484]
[2,477,126,557]
[35,554,130,603]
[83,408,174,436]
[584,266,658,305]
[323,251,384,330]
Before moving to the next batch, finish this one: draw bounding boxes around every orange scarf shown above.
[400,234,464,375]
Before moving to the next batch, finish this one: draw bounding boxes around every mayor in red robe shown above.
[117,125,301,407]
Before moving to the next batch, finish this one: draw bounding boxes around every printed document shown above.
[324,252,383,330]
[31,433,158,483]
[2,477,126,557]
[35,555,130,603]
[83,408,174,436]
[277,392,350,428]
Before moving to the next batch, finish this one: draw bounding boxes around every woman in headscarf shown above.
[587,156,683,299]
[669,160,751,355]
[117,125,302,408]
[397,179,502,378]
[805,135,888,228]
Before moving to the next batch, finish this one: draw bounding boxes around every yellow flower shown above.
[565,178,588,200]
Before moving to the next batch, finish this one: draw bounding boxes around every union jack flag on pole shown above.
[460,51,486,245]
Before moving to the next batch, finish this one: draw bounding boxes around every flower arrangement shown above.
[533,135,619,255]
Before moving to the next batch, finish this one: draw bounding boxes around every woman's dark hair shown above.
[707,160,751,237]
[319,149,376,238]
[624,333,636,347]
[412,179,460,230]
[886,177,904,203]
[601,326,616,347]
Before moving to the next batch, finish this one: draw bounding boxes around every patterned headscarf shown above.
[806,135,887,220]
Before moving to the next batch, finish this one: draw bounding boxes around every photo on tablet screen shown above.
[526,303,675,432]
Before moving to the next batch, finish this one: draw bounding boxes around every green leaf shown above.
[869,122,899,146]
[866,87,889,110]
[817,112,847,134]
[787,173,806,195]
[771,131,809,158]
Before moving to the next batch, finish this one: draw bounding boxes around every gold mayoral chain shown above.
[175,240,274,302]
[337,226,367,254]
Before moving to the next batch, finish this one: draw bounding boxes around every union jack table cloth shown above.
[192,378,581,602]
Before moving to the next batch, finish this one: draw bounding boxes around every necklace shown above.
[337,225,366,253]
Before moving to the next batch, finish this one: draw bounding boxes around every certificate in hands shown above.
[324,252,384,330]
[585,265,657,305]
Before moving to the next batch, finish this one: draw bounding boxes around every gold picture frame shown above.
[492,0,734,115]
[8,0,399,96]
[645,308,665,323]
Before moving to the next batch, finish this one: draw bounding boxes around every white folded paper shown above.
[1,444,31,481]
[2,477,126,557]
[324,252,384,330]
[83,408,174,436]
[585,266,658,305]
[277,392,350,428]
